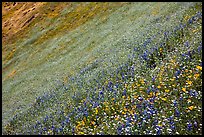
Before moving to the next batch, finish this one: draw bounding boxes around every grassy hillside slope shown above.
[2,2,202,135]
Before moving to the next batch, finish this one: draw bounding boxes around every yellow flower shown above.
[140,79,145,84]
[115,117,119,121]
[187,99,191,103]
[196,66,202,70]
[125,83,128,88]
[124,108,127,112]
[188,106,194,110]
[122,111,126,115]
[134,95,138,99]
[91,121,95,125]
[165,89,170,92]
[82,120,85,126]
[182,87,186,92]
[137,83,141,87]
[111,107,115,111]
[170,78,175,81]
[186,80,192,85]
[157,85,161,89]
[149,92,153,96]
[48,129,53,134]
[129,110,134,115]
[158,123,162,127]
[161,97,167,101]
[185,69,188,72]
[188,75,192,78]
[160,48,163,52]
[192,29,198,33]
[127,96,130,100]
[194,73,200,79]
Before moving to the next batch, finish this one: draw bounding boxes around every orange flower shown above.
[196,66,202,70]
[194,73,200,79]
[81,120,85,126]
[188,106,194,110]
[182,87,186,92]
[91,121,95,125]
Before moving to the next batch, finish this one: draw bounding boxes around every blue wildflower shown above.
[122,89,127,96]
[146,87,151,94]
[170,125,175,130]
[43,127,47,131]
[173,100,177,107]
[184,41,189,47]
[175,109,180,117]
[138,96,143,101]
[187,122,192,131]
[117,125,123,135]
[194,121,198,128]
[134,114,137,120]
[152,76,156,82]
[188,18,193,24]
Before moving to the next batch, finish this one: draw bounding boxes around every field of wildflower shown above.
[2,2,202,135]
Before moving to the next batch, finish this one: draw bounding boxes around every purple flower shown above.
[189,90,198,97]
[43,127,47,131]
[187,122,192,131]
[170,125,175,130]
[134,114,137,120]
[156,129,161,135]
[184,41,189,47]
[173,100,177,107]
[146,87,151,94]
[122,89,127,96]
[188,18,193,24]
[59,127,63,132]
[152,76,156,82]
[194,121,198,128]
[196,11,202,18]
[138,96,143,101]
[175,69,181,77]
[175,109,180,117]
[117,125,123,135]
[65,117,70,123]
[198,46,202,53]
